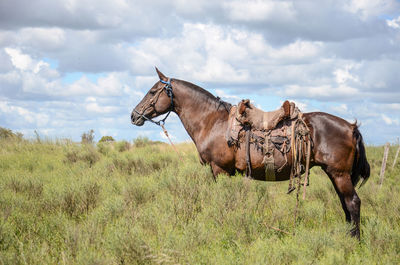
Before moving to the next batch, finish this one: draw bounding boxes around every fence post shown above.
[392,138,399,169]
[379,143,390,187]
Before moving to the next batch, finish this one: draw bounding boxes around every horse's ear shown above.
[155,67,168,82]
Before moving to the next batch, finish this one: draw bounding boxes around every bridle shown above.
[134,78,174,127]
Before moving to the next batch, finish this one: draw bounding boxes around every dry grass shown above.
[0,136,399,264]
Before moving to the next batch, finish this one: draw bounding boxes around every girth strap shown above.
[245,127,252,178]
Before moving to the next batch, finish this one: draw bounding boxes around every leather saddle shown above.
[226,99,299,146]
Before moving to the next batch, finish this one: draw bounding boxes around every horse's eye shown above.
[149,90,156,95]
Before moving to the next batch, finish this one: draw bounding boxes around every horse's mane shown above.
[175,79,232,112]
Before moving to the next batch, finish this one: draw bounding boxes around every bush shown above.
[62,182,101,218]
[0,127,23,140]
[8,177,43,198]
[99,136,115,143]
[81,145,100,167]
[97,142,113,156]
[116,140,131,152]
[133,136,150,147]
[81,129,95,144]
[64,144,100,167]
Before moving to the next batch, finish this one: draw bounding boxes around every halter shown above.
[134,78,174,127]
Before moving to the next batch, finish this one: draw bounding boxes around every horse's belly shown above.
[234,145,292,181]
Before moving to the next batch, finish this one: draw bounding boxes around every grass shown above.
[0,137,399,264]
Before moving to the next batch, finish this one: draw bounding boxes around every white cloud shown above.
[0,101,49,127]
[330,103,349,116]
[215,89,240,103]
[334,64,360,84]
[387,16,400,29]
[283,84,358,100]
[381,114,400,125]
[224,0,295,22]
[0,0,399,143]
[345,0,396,20]
[5,48,33,71]
[18,27,66,51]
[286,99,310,112]
[85,97,119,114]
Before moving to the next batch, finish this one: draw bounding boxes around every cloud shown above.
[0,101,50,127]
[215,89,240,103]
[387,16,400,29]
[0,0,399,144]
[224,0,296,22]
[5,48,34,71]
[345,0,397,20]
[381,114,400,125]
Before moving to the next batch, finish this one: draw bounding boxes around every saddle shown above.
[226,100,300,148]
[237,99,292,131]
[226,99,306,182]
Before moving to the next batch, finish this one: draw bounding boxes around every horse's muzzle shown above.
[131,112,145,126]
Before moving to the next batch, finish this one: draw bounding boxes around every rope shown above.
[245,127,252,178]
[303,139,311,200]
[160,124,183,160]
[290,113,312,231]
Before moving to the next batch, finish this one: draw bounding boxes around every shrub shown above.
[65,148,79,163]
[64,145,100,167]
[133,136,151,147]
[113,231,152,265]
[97,142,113,156]
[112,156,146,175]
[0,127,23,140]
[81,129,95,144]
[8,177,43,198]
[99,136,115,142]
[62,182,101,218]
[124,183,156,208]
[116,140,131,152]
[80,145,100,167]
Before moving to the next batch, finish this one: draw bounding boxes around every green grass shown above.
[0,137,399,264]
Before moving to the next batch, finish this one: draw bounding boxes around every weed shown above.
[115,140,131,152]
[81,129,95,144]
[64,144,100,167]
[62,182,101,218]
[0,138,399,264]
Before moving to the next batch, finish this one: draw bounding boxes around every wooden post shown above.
[392,138,399,169]
[379,143,390,187]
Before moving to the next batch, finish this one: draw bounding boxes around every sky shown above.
[0,0,399,145]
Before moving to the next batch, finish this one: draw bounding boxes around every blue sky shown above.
[0,0,400,145]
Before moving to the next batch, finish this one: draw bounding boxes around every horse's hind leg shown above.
[325,169,361,239]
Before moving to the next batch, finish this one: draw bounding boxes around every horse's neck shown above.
[173,83,228,145]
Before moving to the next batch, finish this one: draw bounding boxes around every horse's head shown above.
[131,68,174,126]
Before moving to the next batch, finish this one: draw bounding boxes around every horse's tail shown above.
[351,124,370,188]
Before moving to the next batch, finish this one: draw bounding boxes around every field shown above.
[0,134,399,264]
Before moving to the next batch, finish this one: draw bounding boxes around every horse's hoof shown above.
[350,228,360,240]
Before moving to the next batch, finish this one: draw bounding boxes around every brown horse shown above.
[131,68,370,238]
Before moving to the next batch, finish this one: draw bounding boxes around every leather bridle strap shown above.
[134,78,174,127]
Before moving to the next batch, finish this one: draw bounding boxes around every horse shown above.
[131,68,370,238]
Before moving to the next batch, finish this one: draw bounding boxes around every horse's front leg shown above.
[210,162,230,181]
